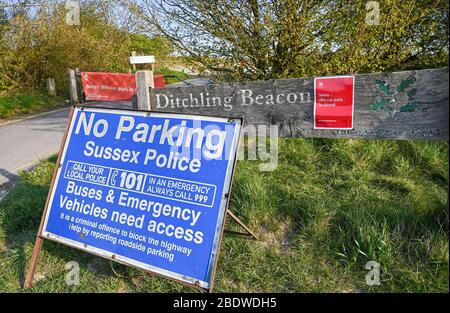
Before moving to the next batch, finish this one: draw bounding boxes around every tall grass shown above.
[0,92,63,119]
[0,139,447,292]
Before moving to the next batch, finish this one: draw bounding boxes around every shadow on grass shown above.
[0,168,19,183]
[233,138,449,291]
[0,177,49,288]
[1,138,448,292]
[0,159,98,290]
[0,177,119,291]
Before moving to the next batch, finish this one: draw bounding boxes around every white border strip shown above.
[206,118,241,284]
[313,75,355,130]
[64,160,217,208]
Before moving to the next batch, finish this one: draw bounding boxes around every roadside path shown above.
[0,101,132,192]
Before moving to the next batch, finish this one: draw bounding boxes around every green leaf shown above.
[407,89,417,98]
[396,76,416,93]
[399,102,421,113]
[371,99,390,112]
[375,80,393,96]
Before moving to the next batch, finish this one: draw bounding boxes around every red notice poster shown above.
[314,76,355,129]
[81,72,166,101]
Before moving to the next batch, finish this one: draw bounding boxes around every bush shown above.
[0,92,62,119]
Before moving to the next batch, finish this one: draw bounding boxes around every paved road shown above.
[0,101,132,192]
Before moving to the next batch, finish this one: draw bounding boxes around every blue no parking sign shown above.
[40,106,242,290]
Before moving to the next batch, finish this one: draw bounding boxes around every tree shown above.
[130,33,173,59]
[120,0,449,81]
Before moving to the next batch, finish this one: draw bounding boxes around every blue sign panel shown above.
[41,107,242,289]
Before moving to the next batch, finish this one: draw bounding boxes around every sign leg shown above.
[226,210,258,240]
[23,236,44,288]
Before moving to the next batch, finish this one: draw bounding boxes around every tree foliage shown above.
[130,33,173,58]
[0,1,171,94]
[122,0,449,81]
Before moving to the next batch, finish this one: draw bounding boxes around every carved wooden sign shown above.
[150,68,449,140]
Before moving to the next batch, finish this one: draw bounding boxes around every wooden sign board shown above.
[150,68,449,140]
[130,55,156,64]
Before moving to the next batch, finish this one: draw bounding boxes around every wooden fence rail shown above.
[150,68,448,140]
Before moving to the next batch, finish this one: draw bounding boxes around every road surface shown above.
[0,101,132,194]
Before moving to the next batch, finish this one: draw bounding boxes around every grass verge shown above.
[0,139,448,292]
[0,91,64,120]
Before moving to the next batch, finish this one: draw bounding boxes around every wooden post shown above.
[226,210,258,240]
[135,70,154,111]
[67,68,78,105]
[131,51,136,72]
[151,68,449,140]
[46,78,56,96]
[74,68,83,103]
[23,236,44,288]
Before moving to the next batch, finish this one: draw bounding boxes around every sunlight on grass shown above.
[0,92,63,119]
[0,138,448,292]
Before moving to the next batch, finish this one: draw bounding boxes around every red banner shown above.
[314,76,354,129]
[81,72,166,101]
